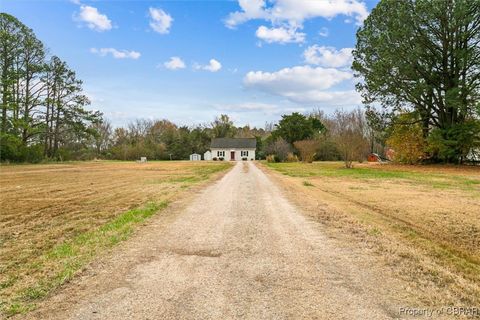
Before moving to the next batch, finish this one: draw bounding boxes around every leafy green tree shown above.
[273,112,325,144]
[427,121,480,163]
[0,13,22,134]
[189,126,211,155]
[0,13,101,161]
[211,114,236,138]
[353,0,480,162]
[44,56,101,158]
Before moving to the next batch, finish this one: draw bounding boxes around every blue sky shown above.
[1,0,379,127]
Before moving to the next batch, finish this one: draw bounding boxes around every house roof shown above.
[211,138,256,149]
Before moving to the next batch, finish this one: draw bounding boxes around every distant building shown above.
[367,153,381,162]
[189,153,201,161]
[210,138,256,161]
[466,148,480,162]
[203,150,212,161]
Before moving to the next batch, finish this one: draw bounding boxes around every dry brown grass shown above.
[0,160,231,315]
[263,161,480,306]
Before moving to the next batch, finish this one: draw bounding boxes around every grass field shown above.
[264,161,480,305]
[0,161,231,316]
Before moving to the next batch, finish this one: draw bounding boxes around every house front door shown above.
[230,151,235,160]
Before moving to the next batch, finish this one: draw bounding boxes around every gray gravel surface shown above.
[28,161,409,320]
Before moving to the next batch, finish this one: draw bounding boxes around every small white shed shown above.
[203,150,212,161]
[189,153,201,161]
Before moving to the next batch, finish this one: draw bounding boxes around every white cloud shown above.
[245,65,352,91]
[255,25,305,44]
[319,27,329,37]
[149,8,173,34]
[76,5,112,31]
[90,48,141,59]
[271,0,368,25]
[283,90,361,105]
[163,56,186,70]
[195,59,222,72]
[225,0,267,28]
[225,0,368,42]
[303,46,353,68]
[227,0,368,27]
[244,65,359,105]
[216,102,277,113]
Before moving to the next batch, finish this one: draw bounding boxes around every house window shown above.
[217,151,225,157]
[241,151,248,157]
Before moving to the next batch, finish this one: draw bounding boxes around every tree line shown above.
[91,115,269,161]
[1,13,101,162]
[2,0,479,165]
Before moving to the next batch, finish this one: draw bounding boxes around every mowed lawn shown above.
[0,161,231,316]
[265,161,480,305]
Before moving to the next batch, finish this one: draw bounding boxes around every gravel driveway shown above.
[29,161,409,320]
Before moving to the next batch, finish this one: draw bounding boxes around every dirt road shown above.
[30,162,411,319]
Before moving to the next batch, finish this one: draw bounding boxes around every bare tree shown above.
[330,108,369,168]
[293,139,318,163]
[265,137,292,162]
[92,119,112,155]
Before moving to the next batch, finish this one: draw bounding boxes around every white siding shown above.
[203,151,212,161]
[189,154,201,161]
[211,148,255,161]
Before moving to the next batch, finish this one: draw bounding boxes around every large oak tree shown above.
[352,0,480,162]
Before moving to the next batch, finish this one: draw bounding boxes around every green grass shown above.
[4,201,168,317]
[266,161,480,191]
[302,181,314,187]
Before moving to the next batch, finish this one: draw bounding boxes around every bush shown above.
[20,144,44,163]
[0,133,23,161]
[219,157,224,161]
[285,152,299,162]
[242,157,247,161]
[264,137,292,162]
[266,154,278,163]
[315,137,341,161]
[293,140,318,163]
[212,157,218,161]
[387,114,425,164]
[0,134,44,162]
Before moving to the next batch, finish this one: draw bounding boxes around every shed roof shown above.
[211,138,256,149]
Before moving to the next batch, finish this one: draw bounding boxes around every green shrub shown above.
[426,121,480,163]
[0,133,22,161]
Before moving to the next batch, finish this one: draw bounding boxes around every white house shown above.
[210,138,256,161]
